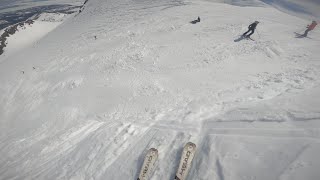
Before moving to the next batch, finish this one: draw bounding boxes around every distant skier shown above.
[242,21,259,38]
[303,20,317,37]
[190,16,200,24]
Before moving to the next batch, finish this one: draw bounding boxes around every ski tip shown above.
[149,148,158,153]
[138,148,159,180]
[185,142,196,150]
[147,148,158,157]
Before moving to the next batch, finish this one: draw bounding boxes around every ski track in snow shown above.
[0,0,320,179]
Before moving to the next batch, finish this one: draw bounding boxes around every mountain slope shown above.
[0,13,69,57]
[0,0,320,180]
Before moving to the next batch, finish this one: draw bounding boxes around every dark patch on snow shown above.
[78,0,90,14]
[190,17,201,24]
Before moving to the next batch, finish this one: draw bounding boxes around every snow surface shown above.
[2,21,61,58]
[0,0,320,180]
[35,13,70,22]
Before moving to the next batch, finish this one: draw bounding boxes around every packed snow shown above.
[0,0,320,180]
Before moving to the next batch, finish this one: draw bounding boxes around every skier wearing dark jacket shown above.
[243,21,259,38]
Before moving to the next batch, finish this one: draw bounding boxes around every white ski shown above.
[137,148,158,180]
[175,142,197,180]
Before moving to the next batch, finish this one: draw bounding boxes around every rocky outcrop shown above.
[79,0,90,13]
[0,20,34,55]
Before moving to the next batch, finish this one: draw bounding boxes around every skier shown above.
[190,16,200,24]
[303,20,317,37]
[242,21,259,38]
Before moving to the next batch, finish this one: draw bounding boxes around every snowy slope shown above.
[1,13,70,58]
[0,0,320,180]
[3,22,60,58]
[0,0,82,13]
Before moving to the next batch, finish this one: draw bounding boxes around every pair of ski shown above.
[294,32,312,39]
[234,35,254,42]
[137,142,196,180]
[242,35,254,41]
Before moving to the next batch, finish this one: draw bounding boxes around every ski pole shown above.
[256,29,261,39]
